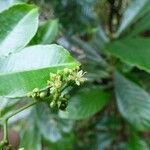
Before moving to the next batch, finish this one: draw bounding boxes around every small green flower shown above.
[68,70,87,86]
[49,73,61,81]
[48,74,62,88]
[63,68,73,74]
[32,88,39,93]
[75,70,87,85]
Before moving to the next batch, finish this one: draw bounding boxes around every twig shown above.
[0,101,38,149]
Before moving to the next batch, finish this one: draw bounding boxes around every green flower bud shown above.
[32,88,39,93]
[64,68,72,74]
[50,101,56,108]
[54,80,62,88]
[39,92,47,98]
[53,92,60,101]
[57,100,61,108]
[50,73,57,79]
[27,92,32,98]
[59,101,68,111]
[32,93,37,98]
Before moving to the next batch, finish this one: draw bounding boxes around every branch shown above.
[0,100,38,149]
[5,101,37,121]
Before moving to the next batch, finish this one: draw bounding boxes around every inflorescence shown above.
[27,67,86,111]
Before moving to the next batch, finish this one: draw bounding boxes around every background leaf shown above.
[20,112,42,150]
[35,103,74,142]
[30,19,59,45]
[43,133,75,150]
[106,38,150,73]
[128,132,149,150]
[129,13,150,36]
[115,72,150,131]
[0,4,38,57]
[0,97,19,118]
[0,44,79,98]
[59,87,110,120]
[93,114,121,150]
[0,0,26,12]
[116,0,150,36]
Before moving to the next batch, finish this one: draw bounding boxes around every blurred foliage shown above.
[0,0,150,149]
[46,0,97,35]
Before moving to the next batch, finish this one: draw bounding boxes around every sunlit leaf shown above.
[0,44,79,98]
[0,4,38,57]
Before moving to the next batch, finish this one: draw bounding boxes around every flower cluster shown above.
[27,67,86,111]
[47,67,86,110]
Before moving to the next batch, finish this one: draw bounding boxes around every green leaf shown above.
[20,126,41,150]
[106,38,150,73]
[30,19,59,45]
[0,4,38,57]
[0,97,19,117]
[20,112,42,150]
[70,36,107,66]
[43,133,75,150]
[129,13,150,36]
[59,87,110,120]
[35,103,74,142]
[0,0,26,12]
[115,72,150,131]
[116,0,150,36]
[128,132,149,150]
[0,44,79,98]
[93,114,121,150]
